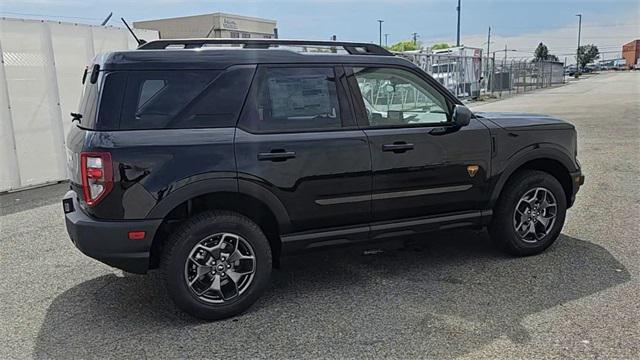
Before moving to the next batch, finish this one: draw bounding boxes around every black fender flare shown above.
[146,178,291,232]
[488,144,577,208]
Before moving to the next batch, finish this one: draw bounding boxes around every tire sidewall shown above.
[164,213,272,320]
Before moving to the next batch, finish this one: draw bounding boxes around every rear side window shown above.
[119,66,255,130]
[240,67,352,132]
[76,70,100,129]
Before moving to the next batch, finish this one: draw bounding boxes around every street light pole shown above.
[377,19,384,46]
[384,33,390,47]
[576,14,582,76]
[456,0,461,47]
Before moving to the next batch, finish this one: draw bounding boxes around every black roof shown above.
[98,39,416,71]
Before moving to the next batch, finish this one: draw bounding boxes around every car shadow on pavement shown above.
[34,231,630,358]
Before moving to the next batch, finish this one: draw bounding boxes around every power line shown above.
[0,11,103,21]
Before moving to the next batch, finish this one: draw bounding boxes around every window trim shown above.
[345,64,459,130]
[237,64,358,135]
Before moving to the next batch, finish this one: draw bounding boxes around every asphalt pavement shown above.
[1,71,638,359]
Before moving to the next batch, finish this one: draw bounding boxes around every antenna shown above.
[100,12,113,26]
[204,23,216,38]
[121,18,146,46]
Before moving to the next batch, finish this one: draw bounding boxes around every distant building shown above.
[134,13,277,39]
[622,39,639,67]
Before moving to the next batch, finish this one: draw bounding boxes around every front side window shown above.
[241,67,344,132]
[353,67,449,127]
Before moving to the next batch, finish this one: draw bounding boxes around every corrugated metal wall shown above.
[0,18,158,192]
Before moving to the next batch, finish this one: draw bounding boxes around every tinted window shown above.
[76,71,100,129]
[241,67,344,132]
[119,67,255,130]
[138,79,166,110]
[76,70,126,130]
[353,67,449,127]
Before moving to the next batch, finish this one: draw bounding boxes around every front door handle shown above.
[382,142,414,153]
[257,150,296,161]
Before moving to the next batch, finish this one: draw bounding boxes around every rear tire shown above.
[161,211,272,320]
[489,170,567,256]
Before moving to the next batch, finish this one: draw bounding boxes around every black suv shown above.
[63,39,584,319]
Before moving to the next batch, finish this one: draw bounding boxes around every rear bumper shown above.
[63,190,162,274]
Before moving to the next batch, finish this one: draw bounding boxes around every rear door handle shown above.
[382,142,414,153]
[257,150,296,161]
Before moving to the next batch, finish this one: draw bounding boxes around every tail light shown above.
[80,152,113,206]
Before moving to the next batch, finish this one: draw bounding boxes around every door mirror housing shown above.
[452,104,472,128]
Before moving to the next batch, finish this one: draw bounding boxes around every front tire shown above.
[161,211,272,320]
[489,170,567,256]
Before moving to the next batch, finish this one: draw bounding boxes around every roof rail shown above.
[137,38,393,56]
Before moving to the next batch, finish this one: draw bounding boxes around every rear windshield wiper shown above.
[70,112,83,123]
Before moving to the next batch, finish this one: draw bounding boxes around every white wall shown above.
[0,18,157,192]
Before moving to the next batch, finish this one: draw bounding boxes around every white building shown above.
[134,13,277,39]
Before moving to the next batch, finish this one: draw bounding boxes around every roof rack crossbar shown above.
[137,38,393,56]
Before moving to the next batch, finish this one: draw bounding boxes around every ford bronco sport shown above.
[63,39,584,320]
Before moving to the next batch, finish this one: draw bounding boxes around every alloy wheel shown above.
[513,187,558,243]
[184,232,256,303]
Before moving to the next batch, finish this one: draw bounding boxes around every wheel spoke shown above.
[228,249,254,263]
[537,215,551,228]
[221,277,239,300]
[526,221,537,236]
[195,274,221,296]
[517,221,530,237]
[188,260,213,284]
[195,242,221,259]
[533,222,546,240]
[219,233,239,259]
[532,188,541,201]
[540,198,556,211]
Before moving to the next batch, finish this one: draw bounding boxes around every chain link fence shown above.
[487,58,565,96]
[397,49,565,100]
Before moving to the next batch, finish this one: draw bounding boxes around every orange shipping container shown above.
[622,39,640,67]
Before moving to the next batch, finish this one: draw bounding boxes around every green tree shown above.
[534,42,549,61]
[388,40,420,52]
[533,42,559,62]
[577,44,600,68]
[431,43,451,50]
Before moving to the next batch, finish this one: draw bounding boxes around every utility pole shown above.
[384,33,390,47]
[377,19,384,46]
[456,0,461,47]
[492,51,496,95]
[575,14,582,76]
[486,26,491,74]
[504,44,508,67]
[411,32,419,46]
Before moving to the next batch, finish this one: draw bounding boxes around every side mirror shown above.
[452,104,472,127]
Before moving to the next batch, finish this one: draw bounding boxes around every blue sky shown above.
[2,0,638,59]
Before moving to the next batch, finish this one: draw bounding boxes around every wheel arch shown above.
[490,146,576,209]
[147,179,290,269]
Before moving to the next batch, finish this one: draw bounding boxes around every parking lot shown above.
[1,71,638,359]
